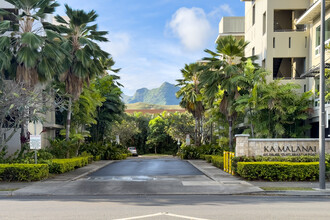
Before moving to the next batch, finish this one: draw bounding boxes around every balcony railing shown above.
[274,28,307,32]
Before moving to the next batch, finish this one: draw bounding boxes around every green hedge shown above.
[232,155,330,173]
[49,156,93,174]
[237,162,320,181]
[0,164,49,182]
[202,155,224,169]
[180,144,224,160]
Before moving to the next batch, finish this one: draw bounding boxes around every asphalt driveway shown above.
[89,157,203,177]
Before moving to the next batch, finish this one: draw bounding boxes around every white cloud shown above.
[220,4,234,16]
[168,7,212,51]
[209,4,235,18]
[100,32,131,59]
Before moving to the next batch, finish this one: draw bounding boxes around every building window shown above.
[316,19,330,47]
[289,37,291,48]
[273,37,275,48]
[274,10,306,32]
[263,12,266,35]
[252,5,255,26]
[273,57,305,79]
[304,84,307,92]
[305,37,307,48]
[252,47,255,56]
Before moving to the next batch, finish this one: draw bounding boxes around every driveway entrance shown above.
[89,157,203,179]
[12,157,262,196]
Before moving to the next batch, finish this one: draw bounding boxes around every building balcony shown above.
[216,17,245,42]
[272,31,309,57]
[296,0,330,25]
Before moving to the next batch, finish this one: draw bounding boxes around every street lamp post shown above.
[319,0,326,190]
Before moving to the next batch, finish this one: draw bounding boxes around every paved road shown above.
[89,158,203,177]
[0,195,329,219]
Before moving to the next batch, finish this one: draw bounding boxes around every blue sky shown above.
[56,0,245,95]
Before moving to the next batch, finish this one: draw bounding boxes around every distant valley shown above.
[123,82,181,105]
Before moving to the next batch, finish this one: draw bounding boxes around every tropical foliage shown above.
[0,0,65,148]
[176,36,313,151]
[53,4,110,140]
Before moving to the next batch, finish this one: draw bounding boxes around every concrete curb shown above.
[186,160,216,181]
[244,191,330,197]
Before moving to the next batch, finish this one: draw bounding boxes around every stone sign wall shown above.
[235,134,330,157]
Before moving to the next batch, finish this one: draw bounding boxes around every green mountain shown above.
[124,82,181,105]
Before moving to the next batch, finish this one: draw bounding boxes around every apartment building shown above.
[243,0,310,95]
[215,1,330,137]
[0,0,62,154]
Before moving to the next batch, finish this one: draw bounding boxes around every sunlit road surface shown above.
[0,195,329,219]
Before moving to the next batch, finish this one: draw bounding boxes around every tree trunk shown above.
[20,106,30,150]
[249,106,255,138]
[210,122,213,144]
[196,117,201,146]
[66,96,72,141]
[194,118,198,145]
[228,116,233,152]
[200,117,204,145]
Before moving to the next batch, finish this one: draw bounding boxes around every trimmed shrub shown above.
[47,139,79,159]
[210,155,224,169]
[180,144,200,159]
[237,162,319,181]
[202,155,224,169]
[232,154,330,173]
[0,164,49,182]
[94,155,102,161]
[180,144,224,160]
[203,155,213,163]
[79,142,106,158]
[49,156,93,174]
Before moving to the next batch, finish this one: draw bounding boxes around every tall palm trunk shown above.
[194,117,198,145]
[228,116,233,152]
[249,106,255,138]
[66,96,72,141]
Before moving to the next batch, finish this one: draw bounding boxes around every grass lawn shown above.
[261,187,315,191]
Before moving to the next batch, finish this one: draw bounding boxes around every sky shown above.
[56,0,245,95]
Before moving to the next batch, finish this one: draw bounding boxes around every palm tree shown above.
[199,36,251,151]
[54,5,110,140]
[0,0,64,148]
[176,63,204,146]
[235,59,267,137]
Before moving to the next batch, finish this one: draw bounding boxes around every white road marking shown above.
[113,212,210,220]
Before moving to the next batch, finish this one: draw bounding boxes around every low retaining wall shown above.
[235,134,330,157]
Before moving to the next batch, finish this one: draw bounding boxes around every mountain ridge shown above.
[123,82,181,105]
